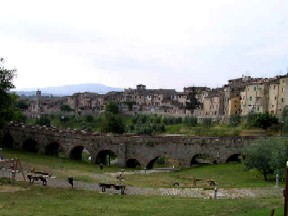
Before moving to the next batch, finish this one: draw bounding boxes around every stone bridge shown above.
[2,124,258,169]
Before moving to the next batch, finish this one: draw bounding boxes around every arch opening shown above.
[69,146,91,162]
[126,159,141,169]
[95,150,117,166]
[2,133,14,148]
[45,142,60,156]
[226,154,243,163]
[146,155,180,169]
[191,154,216,166]
[23,138,39,153]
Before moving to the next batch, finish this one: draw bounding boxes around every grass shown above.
[0,148,285,215]
[1,148,281,188]
[0,186,283,216]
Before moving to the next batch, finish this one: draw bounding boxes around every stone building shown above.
[202,88,225,116]
[240,79,270,115]
[223,76,259,116]
[268,75,288,116]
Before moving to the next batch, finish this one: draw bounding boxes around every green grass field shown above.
[0,148,285,215]
[0,187,283,216]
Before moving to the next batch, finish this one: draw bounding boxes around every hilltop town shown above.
[19,74,288,121]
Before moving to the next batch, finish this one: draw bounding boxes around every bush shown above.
[229,114,241,127]
[202,118,212,128]
[35,117,51,127]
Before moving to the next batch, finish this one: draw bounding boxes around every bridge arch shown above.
[225,154,243,163]
[69,146,92,161]
[23,138,39,153]
[126,159,141,168]
[2,133,14,148]
[191,154,217,166]
[45,142,61,156]
[95,150,118,165]
[146,155,180,169]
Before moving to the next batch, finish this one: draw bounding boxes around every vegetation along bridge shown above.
[3,124,257,169]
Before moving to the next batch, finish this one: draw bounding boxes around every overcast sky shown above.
[1,0,288,91]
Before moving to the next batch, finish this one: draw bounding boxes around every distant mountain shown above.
[14,83,124,96]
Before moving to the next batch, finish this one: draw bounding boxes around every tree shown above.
[229,114,241,127]
[60,104,72,112]
[202,118,212,128]
[0,58,17,128]
[101,101,125,134]
[269,138,288,178]
[16,101,29,110]
[243,138,274,181]
[185,87,202,111]
[245,112,278,130]
[105,101,120,114]
[184,116,198,127]
[282,106,288,135]
[85,115,94,123]
[35,117,51,127]
[101,112,125,134]
[254,112,278,130]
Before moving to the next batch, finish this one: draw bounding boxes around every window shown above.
[275,96,277,100]
[282,88,285,92]
[282,98,284,102]
[254,86,256,91]
[249,96,252,101]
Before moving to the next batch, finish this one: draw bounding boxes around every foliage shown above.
[183,116,198,127]
[243,138,273,181]
[12,108,27,123]
[202,118,212,128]
[0,58,17,128]
[282,106,288,135]
[243,137,288,181]
[185,87,203,111]
[229,114,241,127]
[60,104,72,112]
[16,101,29,110]
[245,112,257,128]
[268,138,288,178]
[129,114,165,134]
[253,112,278,129]
[35,117,51,127]
[245,112,278,130]
[85,115,94,123]
[101,112,125,133]
[105,101,120,114]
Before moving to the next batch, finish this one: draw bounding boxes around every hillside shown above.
[14,83,123,96]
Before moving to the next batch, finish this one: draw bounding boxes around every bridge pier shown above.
[117,143,127,167]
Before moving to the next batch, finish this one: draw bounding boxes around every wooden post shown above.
[284,161,288,216]
[17,159,26,182]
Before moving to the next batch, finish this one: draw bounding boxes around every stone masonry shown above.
[4,124,257,169]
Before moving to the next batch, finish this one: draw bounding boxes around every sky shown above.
[1,0,288,92]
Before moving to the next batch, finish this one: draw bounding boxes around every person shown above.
[100,163,103,172]
[68,177,74,188]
